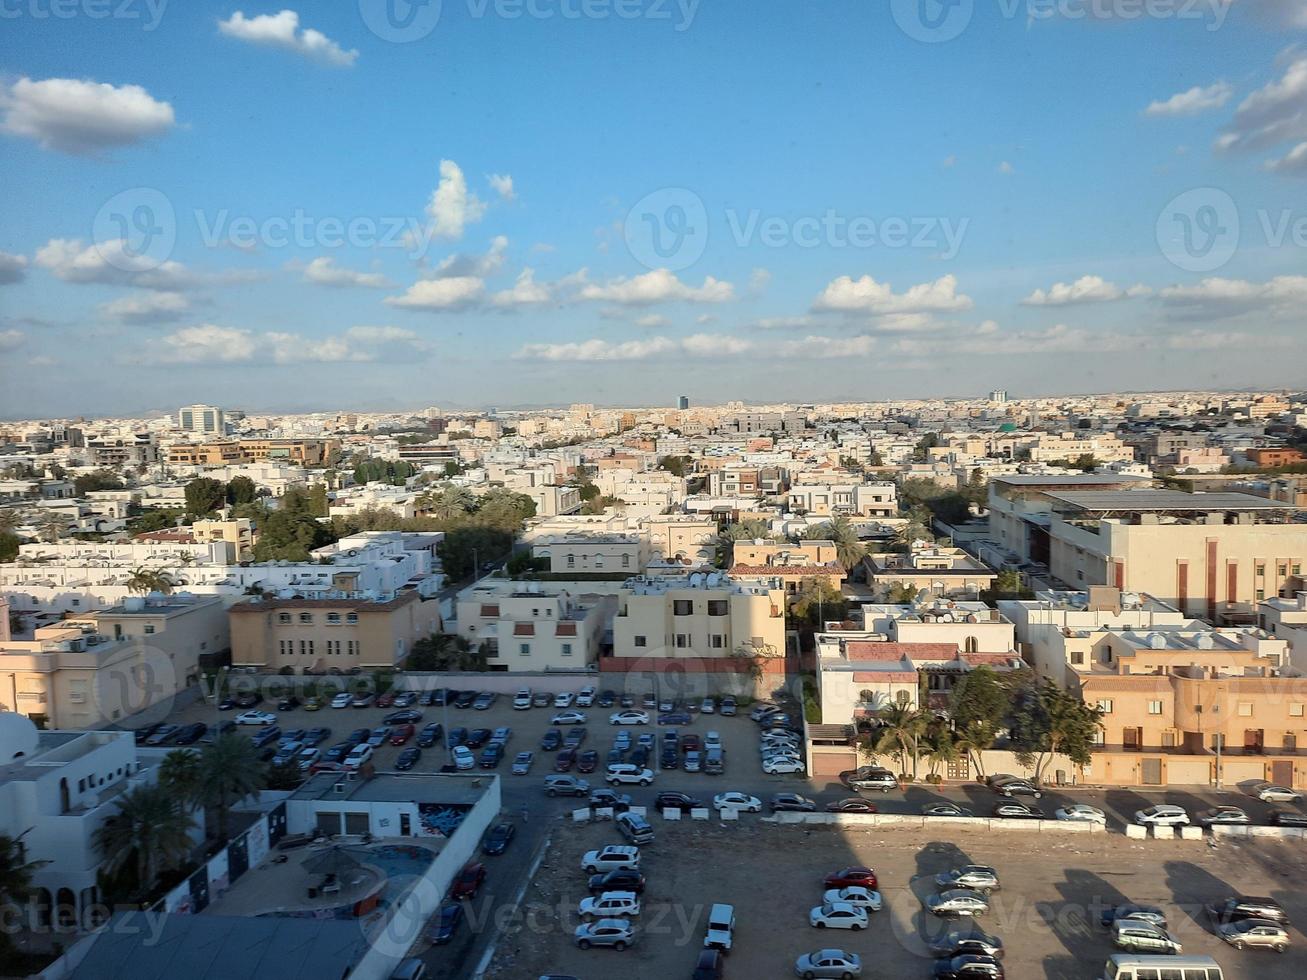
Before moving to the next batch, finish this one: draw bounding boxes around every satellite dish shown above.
[690,573,704,588]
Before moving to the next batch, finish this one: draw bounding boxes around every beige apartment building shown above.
[728,539,844,595]
[531,533,644,575]
[455,582,616,669]
[641,515,718,567]
[986,473,1149,566]
[1045,490,1307,621]
[228,590,443,671]
[1258,592,1307,675]
[787,482,897,519]
[864,546,996,600]
[611,574,786,659]
[0,595,228,728]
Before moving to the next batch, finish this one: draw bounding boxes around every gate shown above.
[1141,758,1163,785]
[1271,760,1294,786]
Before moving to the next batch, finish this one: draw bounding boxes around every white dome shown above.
[0,712,40,761]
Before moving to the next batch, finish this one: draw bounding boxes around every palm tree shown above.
[0,510,22,535]
[195,735,266,842]
[38,517,66,543]
[423,485,474,521]
[953,720,997,781]
[0,829,49,913]
[921,724,959,779]
[93,784,194,898]
[125,566,174,596]
[864,700,927,778]
[158,749,202,814]
[803,516,866,571]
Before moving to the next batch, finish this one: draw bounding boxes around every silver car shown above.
[1218,918,1290,952]
[935,866,1000,893]
[574,917,635,950]
[927,889,990,917]
[1256,784,1302,803]
[795,948,862,978]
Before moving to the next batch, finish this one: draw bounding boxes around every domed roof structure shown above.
[0,711,40,762]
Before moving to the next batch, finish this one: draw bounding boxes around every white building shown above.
[177,404,225,435]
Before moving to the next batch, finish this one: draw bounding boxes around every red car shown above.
[388,723,416,746]
[375,691,397,709]
[450,861,486,899]
[824,866,878,889]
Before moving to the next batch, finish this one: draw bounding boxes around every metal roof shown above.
[992,474,1148,487]
[1046,490,1287,512]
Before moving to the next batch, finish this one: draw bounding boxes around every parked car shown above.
[587,868,645,894]
[935,867,1000,893]
[986,774,1041,798]
[451,746,475,770]
[578,891,640,919]
[479,744,504,768]
[692,948,724,980]
[1134,805,1190,826]
[573,917,635,950]
[295,748,321,771]
[1270,808,1307,827]
[589,788,633,812]
[324,740,354,763]
[822,887,882,912]
[719,696,737,716]
[466,728,491,748]
[928,927,1005,960]
[344,744,374,769]
[577,750,599,773]
[236,710,276,726]
[606,764,654,786]
[825,798,877,814]
[383,709,423,725]
[654,791,702,812]
[809,902,869,930]
[923,803,974,817]
[389,724,416,746]
[250,726,282,748]
[839,766,898,793]
[301,726,330,746]
[927,890,990,917]
[616,812,655,844]
[473,692,496,711]
[395,746,421,770]
[1100,905,1167,930]
[277,696,300,711]
[1055,804,1107,824]
[580,845,640,874]
[1111,920,1182,954]
[532,691,552,708]
[554,749,577,771]
[554,691,575,708]
[823,866,878,889]
[598,690,616,708]
[427,901,463,945]
[683,751,702,772]
[490,726,512,746]
[1206,896,1289,926]
[145,725,181,746]
[450,861,486,899]
[513,689,532,710]
[1217,918,1291,951]
[551,711,587,725]
[658,712,691,726]
[932,955,1005,979]
[481,823,516,855]
[366,727,389,748]
[351,693,374,709]
[454,690,477,708]
[794,948,862,978]
[374,691,396,709]
[543,774,590,797]
[764,757,806,775]
[576,686,596,707]
[541,729,563,751]
[416,723,443,748]
[992,802,1043,819]
[511,751,534,774]
[564,727,587,748]
[330,693,353,709]
[713,792,762,813]
[392,692,418,708]
[1199,806,1250,826]
[446,727,468,748]
[771,793,817,812]
[660,747,679,770]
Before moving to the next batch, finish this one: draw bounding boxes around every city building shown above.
[786,482,897,518]
[531,532,644,575]
[454,581,616,669]
[610,573,786,660]
[863,546,997,600]
[177,404,225,434]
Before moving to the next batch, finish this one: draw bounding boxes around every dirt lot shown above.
[485,818,1307,980]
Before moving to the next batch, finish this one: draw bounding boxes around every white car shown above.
[1055,804,1107,824]
[580,845,640,873]
[1134,804,1190,826]
[704,731,723,752]
[609,710,650,726]
[713,792,762,813]
[329,692,352,709]
[760,732,800,747]
[763,757,806,775]
[235,710,276,725]
[700,697,715,714]
[512,689,532,710]
[295,748,321,771]
[343,744,373,769]
[576,687,596,707]
[1256,784,1302,803]
[605,764,654,786]
[762,749,802,764]
[578,891,640,919]
[451,746,475,770]
[809,901,868,930]
[551,710,588,725]
[554,691,575,708]
[821,887,882,913]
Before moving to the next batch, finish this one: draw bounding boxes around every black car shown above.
[660,747,679,769]
[630,746,650,766]
[384,709,423,725]
[658,712,691,726]
[346,727,369,744]
[770,793,817,812]
[324,740,354,763]
[173,723,207,745]
[277,696,300,711]
[655,792,703,812]
[1099,904,1167,929]
[1206,896,1289,926]
[481,823,516,855]
[432,688,454,706]
[418,689,437,706]
[454,690,477,708]
[447,727,468,748]
[466,728,491,748]
[417,723,443,748]
[564,727,587,748]
[930,928,1005,960]
[588,789,633,813]
[234,693,262,708]
[202,720,236,742]
[427,901,463,945]
[587,869,646,894]
[933,955,1004,980]
[395,746,422,770]
[597,690,616,708]
[992,802,1044,819]
[577,749,599,773]
[303,727,331,746]
[606,748,625,765]
[554,749,576,771]
[986,774,1041,799]
[251,726,281,748]
[479,745,503,768]
[216,698,238,711]
[133,723,163,744]
[692,949,724,980]
[1269,808,1307,827]
[541,729,563,751]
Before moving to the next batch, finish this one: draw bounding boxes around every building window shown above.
[896,690,910,705]
[673,600,693,616]
[519,643,530,656]
[1294,564,1302,576]
[595,556,604,568]
[710,635,725,648]
[326,613,340,624]
[299,613,312,624]
[1279,564,1288,577]
[1256,589,1265,601]
[1237,702,1252,717]
[1096,699,1113,713]
[278,613,291,624]
[621,555,630,568]
[346,613,358,624]
[964,636,979,653]
[561,643,573,657]
[1091,728,1105,745]
[1291,703,1304,717]
[675,633,690,648]
[707,600,728,617]
[1285,734,1298,752]
[306,640,314,657]
[633,635,647,647]
[1161,731,1176,747]
[567,554,575,567]
[1257,563,1266,577]
[1147,700,1163,715]
[348,641,358,656]
[299,640,307,655]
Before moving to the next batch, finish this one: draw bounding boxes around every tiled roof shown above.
[513,622,535,637]
[853,670,919,682]
[729,563,843,576]
[480,604,500,617]
[230,590,419,614]
[555,622,578,637]
[844,641,959,661]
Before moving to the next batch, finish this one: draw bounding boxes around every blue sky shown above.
[1,0,1305,417]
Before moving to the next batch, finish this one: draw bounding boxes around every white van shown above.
[703,903,735,951]
[343,744,373,769]
[1101,954,1222,980]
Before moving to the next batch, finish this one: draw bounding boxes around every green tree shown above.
[0,829,49,932]
[419,485,475,521]
[801,516,866,571]
[921,723,959,779]
[125,567,174,596]
[790,576,848,629]
[1009,678,1104,784]
[581,494,622,515]
[158,749,202,814]
[127,508,185,534]
[93,784,194,898]
[265,760,305,791]
[194,734,266,842]
[407,634,487,671]
[863,700,927,777]
[38,517,67,543]
[0,531,18,563]
[475,488,537,532]
[993,569,1022,596]
[225,475,257,505]
[947,666,1010,731]
[886,582,919,604]
[184,478,227,516]
[73,470,124,496]
[657,455,690,477]
[252,510,336,562]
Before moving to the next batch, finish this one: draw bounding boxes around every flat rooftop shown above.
[994,474,1148,487]
[290,770,491,806]
[1046,490,1288,512]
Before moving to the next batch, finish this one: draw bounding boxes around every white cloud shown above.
[487,173,515,201]
[1021,275,1131,306]
[578,269,734,307]
[811,273,972,316]
[1144,82,1233,117]
[0,329,24,351]
[1265,141,1307,175]
[998,161,1015,175]
[514,336,680,362]
[490,268,554,308]
[302,256,392,288]
[150,324,259,364]
[427,236,507,279]
[749,268,772,294]
[344,325,423,344]
[942,154,957,168]
[1217,56,1307,153]
[425,160,486,240]
[635,314,668,329]
[35,238,193,290]
[1,77,174,155]
[146,322,428,365]
[0,251,28,284]
[1157,275,1307,318]
[385,276,486,311]
[27,355,54,367]
[750,315,819,331]
[218,10,357,67]
[100,290,190,324]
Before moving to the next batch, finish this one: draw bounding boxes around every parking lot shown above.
[486,819,1307,980]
